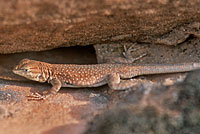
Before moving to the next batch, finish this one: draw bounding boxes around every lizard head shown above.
[12,59,48,82]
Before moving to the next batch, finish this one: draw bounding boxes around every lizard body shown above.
[13,59,200,99]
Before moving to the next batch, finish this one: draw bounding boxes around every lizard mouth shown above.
[12,69,22,75]
[12,69,33,80]
[12,69,25,76]
[12,69,19,74]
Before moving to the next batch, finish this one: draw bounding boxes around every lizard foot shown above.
[26,91,53,101]
[102,43,147,64]
[122,43,147,63]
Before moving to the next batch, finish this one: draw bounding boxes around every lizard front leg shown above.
[29,78,61,100]
[107,73,142,90]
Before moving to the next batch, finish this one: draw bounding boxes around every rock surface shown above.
[0,0,200,54]
[85,70,200,134]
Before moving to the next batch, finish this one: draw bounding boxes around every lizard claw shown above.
[130,53,147,62]
[26,92,47,101]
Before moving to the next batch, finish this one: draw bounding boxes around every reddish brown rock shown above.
[0,0,200,54]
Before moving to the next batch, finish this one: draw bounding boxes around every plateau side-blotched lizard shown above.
[13,58,200,99]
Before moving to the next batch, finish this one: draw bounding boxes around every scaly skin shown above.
[13,58,200,99]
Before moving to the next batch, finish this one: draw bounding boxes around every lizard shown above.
[12,45,200,100]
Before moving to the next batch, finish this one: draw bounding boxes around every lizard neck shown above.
[39,63,51,83]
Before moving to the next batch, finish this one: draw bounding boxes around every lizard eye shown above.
[24,69,29,72]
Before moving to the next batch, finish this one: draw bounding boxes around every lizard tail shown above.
[133,63,200,76]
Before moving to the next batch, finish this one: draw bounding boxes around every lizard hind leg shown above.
[122,43,147,63]
[107,43,147,64]
[107,73,141,90]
